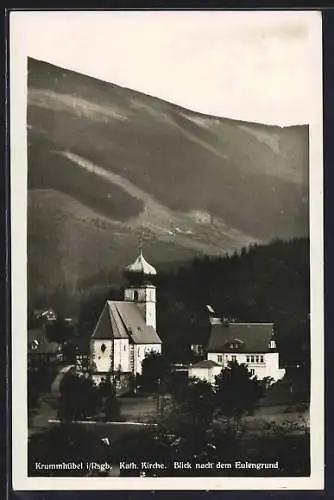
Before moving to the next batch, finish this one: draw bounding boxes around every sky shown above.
[11,10,321,125]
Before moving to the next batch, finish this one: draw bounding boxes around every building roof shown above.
[91,301,162,345]
[92,303,128,340]
[28,329,60,354]
[190,360,220,369]
[124,252,157,276]
[207,322,274,353]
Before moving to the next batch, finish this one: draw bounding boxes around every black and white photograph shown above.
[10,10,324,490]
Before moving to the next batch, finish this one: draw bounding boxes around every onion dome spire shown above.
[124,252,157,284]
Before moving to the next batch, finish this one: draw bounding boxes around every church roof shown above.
[125,252,157,276]
[207,322,274,353]
[91,301,161,345]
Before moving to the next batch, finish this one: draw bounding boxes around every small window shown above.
[250,369,255,375]
[217,355,223,363]
[246,355,250,363]
[123,344,126,351]
[250,355,255,363]
[134,290,139,301]
[260,355,264,363]
[231,355,236,362]
[101,344,106,353]
[255,355,259,363]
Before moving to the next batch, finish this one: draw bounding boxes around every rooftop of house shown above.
[91,300,161,344]
[207,321,275,353]
[190,359,220,369]
[28,328,60,354]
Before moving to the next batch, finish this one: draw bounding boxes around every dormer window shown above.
[101,344,106,353]
[226,339,244,350]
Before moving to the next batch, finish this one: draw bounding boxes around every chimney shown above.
[206,305,223,325]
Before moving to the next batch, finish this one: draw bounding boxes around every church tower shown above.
[123,252,157,330]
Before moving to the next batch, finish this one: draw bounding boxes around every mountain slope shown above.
[27,57,309,309]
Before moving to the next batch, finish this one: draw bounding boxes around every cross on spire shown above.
[138,230,144,254]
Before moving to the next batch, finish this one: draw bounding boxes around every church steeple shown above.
[123,252,157,329]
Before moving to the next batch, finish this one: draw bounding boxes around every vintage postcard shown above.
[10,9,324,490]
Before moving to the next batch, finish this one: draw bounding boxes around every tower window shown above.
[101,344,106,353]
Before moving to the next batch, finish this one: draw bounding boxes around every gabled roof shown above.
[207,322,274,353]
[91,302,128,340]
[91,301,162,345]
[191,360,220,369]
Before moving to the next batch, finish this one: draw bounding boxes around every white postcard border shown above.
[9,9,324,491]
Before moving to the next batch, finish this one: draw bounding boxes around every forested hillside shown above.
[157,238,309,367]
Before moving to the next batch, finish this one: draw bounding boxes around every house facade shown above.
[89,252,162,386]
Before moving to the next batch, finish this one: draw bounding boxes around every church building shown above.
[89,252,162,386]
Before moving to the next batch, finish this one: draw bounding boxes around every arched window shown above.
[134,290,139,302]
[101,344,106,353]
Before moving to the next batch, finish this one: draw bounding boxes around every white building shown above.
[89,252,162,386]
[190,307,285,383]
[188,360,222,385]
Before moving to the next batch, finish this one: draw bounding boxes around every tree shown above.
[99,376,121,420]
[141,351,171,394]
[104,389,121,420]
[214,361,265,428]
[58,373,100,421]
[173,377,216,427]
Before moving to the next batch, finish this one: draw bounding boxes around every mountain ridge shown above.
[28,57,307,128]
[27,57,309,310]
